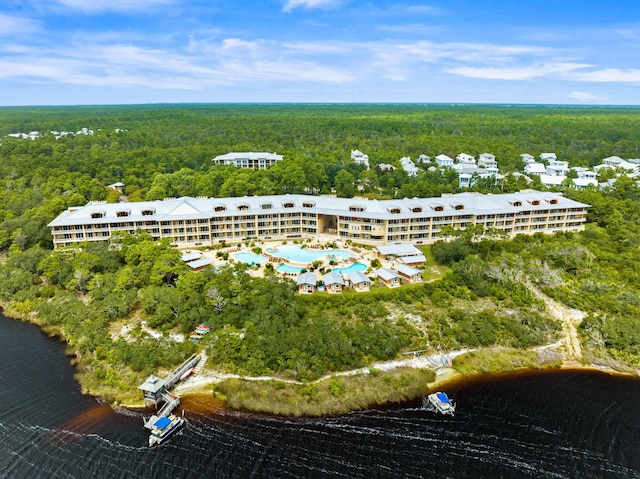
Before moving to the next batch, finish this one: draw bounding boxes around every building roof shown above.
[347,270,371,284]
[213,152,283,161]
[395,263,420,276]
[376,243,421,257]
[186,258,213,269]
[138,375,165,393]
[323,271,345,286]
[181,252,202,262]
[49,191,589,228]
[375,268,401,281]
[398,254,426,264]
[296,272,316,286]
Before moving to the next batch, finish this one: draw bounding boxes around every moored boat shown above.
[148,414,185,447]
[424,391,456,416]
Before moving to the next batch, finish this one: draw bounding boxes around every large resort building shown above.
[48,191,589,250]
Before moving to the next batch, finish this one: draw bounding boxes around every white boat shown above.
[148,414,185,446]
[425,391,456,416]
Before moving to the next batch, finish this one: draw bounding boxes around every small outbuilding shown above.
[347,270,372,292]
[395,263,422,282]
[323,271,345,293]
[375,268,401,288]
[297,272,317,294]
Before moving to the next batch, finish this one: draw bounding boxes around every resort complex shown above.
[48,191,589,250]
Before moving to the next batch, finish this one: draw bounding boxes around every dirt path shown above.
[528,284,586,363]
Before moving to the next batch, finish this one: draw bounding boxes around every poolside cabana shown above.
[297,272,317,294]
[395,263,422,282]
[346,270,372,292]
[323,271,345,293]
[375,268,401,288]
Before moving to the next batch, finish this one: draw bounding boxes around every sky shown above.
[2,0,640,106]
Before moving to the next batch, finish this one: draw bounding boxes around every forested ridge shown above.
[0,104,639,405]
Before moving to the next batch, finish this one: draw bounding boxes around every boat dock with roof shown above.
[139,353,205,445]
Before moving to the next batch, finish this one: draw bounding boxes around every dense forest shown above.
[1,104,639,403]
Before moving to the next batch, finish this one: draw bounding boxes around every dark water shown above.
[1,313,639,479]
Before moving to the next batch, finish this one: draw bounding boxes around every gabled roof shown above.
[323,271,345,286]
[186,258,213,269]
[347,270,371,284]
[395,263,420,276]
[398,254,426,264]
[297,272,317,286]
[376,243,421,257]
[375,268,400,281]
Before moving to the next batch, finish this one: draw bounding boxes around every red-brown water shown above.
[1,313,639,478]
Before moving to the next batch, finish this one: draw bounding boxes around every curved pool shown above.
[332,263,367,274]
[276,264,304,274]
[235,252,267,265]
[271,245,354,264]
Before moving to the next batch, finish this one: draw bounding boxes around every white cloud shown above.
[445,62,590,81]
[282,0,341,13]
[569,91,603,103]
[54,0,174,13]
[569,68,640,83]
[0,13,40,36]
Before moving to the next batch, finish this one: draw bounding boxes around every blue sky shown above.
[2,0,640,105]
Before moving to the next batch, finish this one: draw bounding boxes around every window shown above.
[282,202,294,208]
[432,205,444,212]
[388,207,401,214]
[141,209,155,216]
[116,210,130,217]
[302,202,315,208]
[548,198,558,205]
[91,211,105,219]
[214,205,226,212]
[261,203,273,210]
[411,207,422,213]
[511,201,522,207]
[453,204,464,211]
[349,205,365,212]
[237,204,249,211]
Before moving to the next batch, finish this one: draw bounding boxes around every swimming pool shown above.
[276,263,304,274]
[270,245,354,264]
[235,252,267,265]
[332,263,367,274]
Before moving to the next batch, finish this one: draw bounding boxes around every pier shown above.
[138,353,203,408]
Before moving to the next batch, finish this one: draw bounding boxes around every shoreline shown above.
[3,302,639,417]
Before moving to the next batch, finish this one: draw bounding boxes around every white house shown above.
[323,271,345,293]
[346,270,372,292]
[375,268,401,288]
[297,272,317,294]
[524,162,547,176]
[521,153,536,164]
[546,160,570,176]
[435,154,455,167]
[417,154,431,164]
[478,153,498,168]
[212,152,283,169]
[459,173,473,188]
[539,174,567,187]
[540,153,557,162]
[456,153,476,164]
[394,264,422,282]
[351,150,370,170]
[378,163,396,172]
[399,157,419,176]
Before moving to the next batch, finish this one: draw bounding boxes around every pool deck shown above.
[197,239,380,279]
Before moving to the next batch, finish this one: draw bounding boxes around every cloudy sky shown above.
[2,0,640,105]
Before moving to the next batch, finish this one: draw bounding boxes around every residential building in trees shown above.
[49,192,589,249]
[212,152,283,169]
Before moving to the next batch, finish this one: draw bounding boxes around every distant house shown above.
[546,160,570,176]
[375,268,401,288]
[539,174,567,188]
[456,153,476,165]
[459,173,473,188]
[540,153,557,162]
[378,163,396,172]
[417,154,431,164]
[395,263,422,282]
[323,271,345,293]
[435,154,454,167]
[520,153,536,164]
[478,153,497,168]
[212,152,283,169]
[524,162,547,176]
[108,182,124,193]
[346,270,372,292]
[351,150,370,170]
[375,243,422,260]
[399,157,418,176]
[297,272,317,294]
[186,257,213,271]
